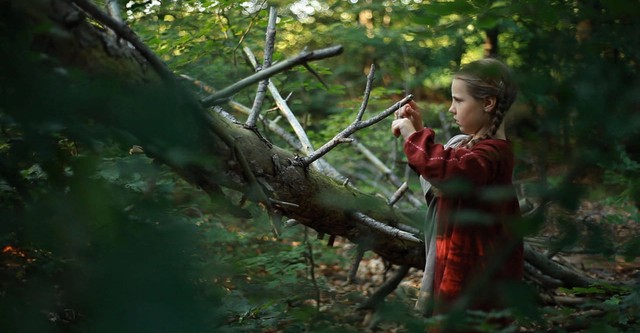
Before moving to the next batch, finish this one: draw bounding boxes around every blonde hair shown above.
[454,58,517,147]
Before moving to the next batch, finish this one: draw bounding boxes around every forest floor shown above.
[307,198,640,332]
[2,197,638,332]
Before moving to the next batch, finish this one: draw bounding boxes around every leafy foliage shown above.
[2,0,640,332]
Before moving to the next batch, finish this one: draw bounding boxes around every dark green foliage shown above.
[3,0,640,331]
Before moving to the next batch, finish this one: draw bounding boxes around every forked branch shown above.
[303,92,413,167]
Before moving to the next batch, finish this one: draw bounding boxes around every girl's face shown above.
[448,78,491,138]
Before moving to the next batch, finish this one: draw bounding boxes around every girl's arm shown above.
[403,128,504,186]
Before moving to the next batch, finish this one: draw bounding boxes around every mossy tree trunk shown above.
[6,0,425,268]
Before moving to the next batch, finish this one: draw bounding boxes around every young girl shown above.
[391,58,523,320]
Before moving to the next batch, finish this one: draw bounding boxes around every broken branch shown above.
[202,45,344,107]
[246,6,278,128]
[302,94,413,166]
[71,0,174,81]
[351,212,421,243]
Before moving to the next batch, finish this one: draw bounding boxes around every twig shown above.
[303,94,413,166]
[350,212,421,243]
[347,246,366,284]
[243,47,315,156]
[524,244,596,288]
[269,198,299,208]
[284,219,300,228]
[352,140,422,208]
[327,235,336,247]
[301,63,329,89]
[388,182,409,206]
[71,0,174,81]
[179,74,216,94]
[356,64,375,122]
[358,265,410,310]
[227,88,345,181]
[202,45,344,107]
[229,99,302,150]
[303,228,321,313]
[246,7,277,127]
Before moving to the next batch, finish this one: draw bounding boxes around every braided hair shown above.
[454,58,517,148]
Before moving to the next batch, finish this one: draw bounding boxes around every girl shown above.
[391,58,524,320]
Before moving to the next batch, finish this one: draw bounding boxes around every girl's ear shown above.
[484,96,497,113]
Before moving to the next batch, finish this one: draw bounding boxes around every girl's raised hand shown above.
[396,101,424,132]
[391,118,416,139]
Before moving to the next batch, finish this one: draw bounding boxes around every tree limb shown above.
[246,6,277,128]
[524,244,597,288]
[303,94,414,166]
[202,45,344,107]
[351,212,421,244]
[71,0,174,81]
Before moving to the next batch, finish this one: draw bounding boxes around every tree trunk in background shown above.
[484,27,499,58]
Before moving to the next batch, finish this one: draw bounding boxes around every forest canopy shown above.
[1,0,640,332]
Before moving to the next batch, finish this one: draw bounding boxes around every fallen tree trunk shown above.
[1,0,602,290]
[4,0,424,267]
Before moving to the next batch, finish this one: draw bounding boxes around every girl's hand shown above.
[396,101,424,132]
[391,118,416,139]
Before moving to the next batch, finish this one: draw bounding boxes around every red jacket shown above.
[404,128,523,312]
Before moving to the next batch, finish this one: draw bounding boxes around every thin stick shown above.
[358,265,410,310]
[303,94,413,166]
[202,45,344,107]
[246,7,278,127]
[351,212,421,243]
[355,64,375,122]
[352,140,423,208]
[347,246,366,284]
[388,182,409,206]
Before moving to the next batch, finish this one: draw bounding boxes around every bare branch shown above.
[388,182,409,206]
[347,246,366,284]
[228,96,347,181]
[352,140,423,208]
[246,6,278,127]
[71,0,174,81]
[202,45,344,107]
[524,244,597,288]
[358,265,410,310]
[356,64,375,122]
[243,47,315,156]
[303,94,414,166]
[350,212,421,243]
